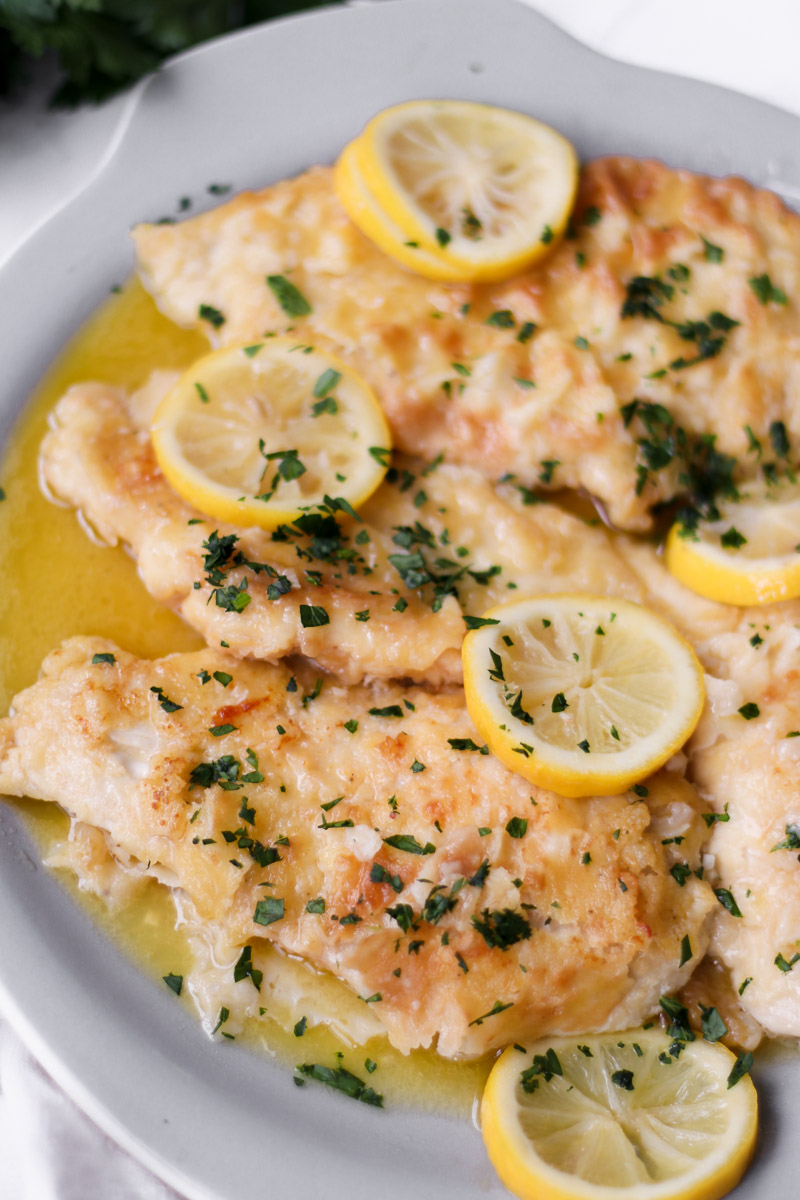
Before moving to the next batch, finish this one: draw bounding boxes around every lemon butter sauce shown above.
[0,279,490,1115]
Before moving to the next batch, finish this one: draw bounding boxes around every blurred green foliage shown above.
[0,0,344,105]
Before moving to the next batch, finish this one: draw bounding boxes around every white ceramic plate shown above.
[1,1,799,1196]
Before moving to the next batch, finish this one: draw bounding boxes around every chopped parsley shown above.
[737,702,760,720]
[701,236,724,263]
[382,834,435,856]
[472,907,532,950]
[727,1051,754,1089]
[486,310,515,329]
[150,685,183,713]
[749,273,788,306]
[198,303,225,328]
[462,615,501,629]
[468,1000,514,1027]
[163,973,183,996]
[253,897,285,926]
[700,1006,728,1043]
[720,527,747,549]
[266,274,312,317]
[300,604,330,628]
[296,1062,383,1107]
[91,652,115,665]
[233,945,262,991]
[715,888,743,918]
[448,738,489,753]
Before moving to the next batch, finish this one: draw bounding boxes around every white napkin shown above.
[0,1021,180,1200]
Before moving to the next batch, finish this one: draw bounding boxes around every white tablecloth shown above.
[1,1,799,1196]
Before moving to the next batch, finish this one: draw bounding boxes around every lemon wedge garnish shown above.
[339,100,578,282]
[481,1031,757,1200]
[151,340,391,529]
[461,595,705,798]
[665,477,800,605]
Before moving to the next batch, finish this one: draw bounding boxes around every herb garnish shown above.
[296,1063,383,1107]
[472,907,532,950]
[266,275,312,317]
[198,303,225,329]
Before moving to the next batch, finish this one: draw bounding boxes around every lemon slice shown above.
[481,1031,757,1200]
[349,99,578,282]
[151,340,391,529]
[461,595,704,797]
[334,140,468,281]
[665,477,800,605]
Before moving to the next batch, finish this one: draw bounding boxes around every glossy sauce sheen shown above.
[0,281,491,1115]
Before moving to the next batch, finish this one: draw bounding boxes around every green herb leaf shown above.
[254,897,285,926]
[700,1005,728,1043]
[701,236,724,263]
[505,817,528,839]
[296,1062,383,1107]
[737,702,760,720]
[727,1051,754,1088]
[749,273,787,306]
[198,303,225,328]
[267,275,312,316]
[715,888,743,918]
[382,834,435,856]
[472,907,531,950]
[300,603,330,628]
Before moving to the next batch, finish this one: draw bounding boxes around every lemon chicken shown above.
[39,374,642,686]
[0,637,714,1057]
[134,157,800,532]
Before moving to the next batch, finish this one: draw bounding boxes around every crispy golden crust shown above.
[134,157,800,530]
[0,637,714,1057]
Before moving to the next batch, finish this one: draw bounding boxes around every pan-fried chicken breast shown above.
[39,376,641,685]
[0,637,714,1057]
[133,158,800,531]
[619,539,800,1038]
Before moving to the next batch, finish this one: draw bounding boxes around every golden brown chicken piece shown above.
[39,377,641,685]
[134,158,800,531]
[0,637,714,1057]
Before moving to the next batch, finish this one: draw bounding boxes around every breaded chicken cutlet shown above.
[0,637,714,1057]
[134,157,800,532]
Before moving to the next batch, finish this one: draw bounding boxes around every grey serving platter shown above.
[0,1,798,1196]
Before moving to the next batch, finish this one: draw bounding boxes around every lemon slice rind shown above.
[351,99,578,279]
[151,340,391,529]
[334,141,468,281]
[462,594,705,798]
[665,479,800,606]
[481,1032,757,1200]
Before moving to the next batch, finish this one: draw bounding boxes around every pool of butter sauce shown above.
[0,280,492,1116]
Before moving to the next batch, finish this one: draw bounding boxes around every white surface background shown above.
[0,0,798,1196]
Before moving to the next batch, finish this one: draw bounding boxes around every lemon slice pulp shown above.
[462,594,705,798]
[340,100,578,282]
[481,1031,757,1200]
[665,477,800,605]
[151,340,391,528]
